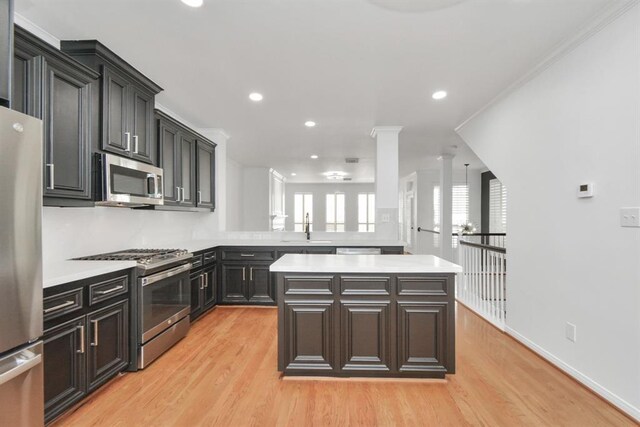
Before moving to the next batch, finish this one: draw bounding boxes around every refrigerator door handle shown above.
[0,353,42,386]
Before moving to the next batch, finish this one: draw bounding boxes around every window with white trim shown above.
[294,193,313,232]
[433,184,469,247]
[358,193,375,232]
[326,193,345,232]
[489,179,507,233]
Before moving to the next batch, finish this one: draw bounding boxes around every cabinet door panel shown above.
[196,141,215,209]
[203,265,217,308]
[179,132,196,207]
[43,59,91,199]
[190,273,203,320]
[248,264,274,304]
[101,66,129,155]
[130,86,154,164]
[340,301,391,372]
[87,301,129,391]
[283,301,335,372]
[221,264,247,303]
[43,317,86,424]
[397,302,447,374]
[158,119,179,204]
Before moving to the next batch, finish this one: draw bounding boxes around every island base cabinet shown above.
[281,301,336,372]
[43,317,86,424]
[277,273,455,378]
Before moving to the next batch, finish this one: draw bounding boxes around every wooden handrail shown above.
[459,240,506,254]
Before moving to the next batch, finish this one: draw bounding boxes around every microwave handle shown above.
[147,173,161,198]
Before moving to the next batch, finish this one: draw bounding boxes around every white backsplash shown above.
[42,207,220,264]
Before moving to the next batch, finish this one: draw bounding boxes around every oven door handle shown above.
[141,263,192,287]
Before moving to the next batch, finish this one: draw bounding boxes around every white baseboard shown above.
[505,327,640,422]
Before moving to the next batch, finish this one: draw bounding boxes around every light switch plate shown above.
[565,322,577,343]
[620,208,640,227]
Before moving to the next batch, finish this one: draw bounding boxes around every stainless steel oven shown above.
[97,153,163,207]
[139,263,191,368]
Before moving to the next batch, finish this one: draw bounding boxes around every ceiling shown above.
[16,0,621,182]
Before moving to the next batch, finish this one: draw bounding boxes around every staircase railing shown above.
[457,239,507,330]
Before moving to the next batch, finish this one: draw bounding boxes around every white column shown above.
[198,128,230,231]
[371,126,403,240]
[439,153,454,261]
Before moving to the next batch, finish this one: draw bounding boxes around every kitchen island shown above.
[271,254,462,378]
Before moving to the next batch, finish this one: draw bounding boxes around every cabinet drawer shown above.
[397,276,448,296]
[203,250,216,265]
[222,249,274,261]
[284,275,334,296]
[89,276,128,306]
[191,254,203,270]
[44,288,84,321]
[340,276,390,296]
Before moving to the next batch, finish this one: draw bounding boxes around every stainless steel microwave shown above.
[97,153,164,207]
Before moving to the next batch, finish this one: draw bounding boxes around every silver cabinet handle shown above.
[182,187,186,202]
[91,319,99,347]
[95,285,124,295]
[250,267,253,281]
[44,300,74,313]
[125,132,131,152]
[133,135,139,154]
[204,274,208,288]
[197,190,202,205]
[77,325,85,354]
[242,267,246,281]
[240,253,255,257]
[200,274,204,290]
[46,163,54,190]
[176,186,181,203]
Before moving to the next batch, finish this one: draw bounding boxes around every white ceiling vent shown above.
[345,158,359,164]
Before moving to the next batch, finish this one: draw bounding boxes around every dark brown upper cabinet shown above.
[60,40,162,165]
[155,109,216,212]
[13,26,99,207]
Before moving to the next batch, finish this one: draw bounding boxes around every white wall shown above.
[457,5,640,419]
[285,183,375,232]
[242,167,270,231]
[226,157,244,231]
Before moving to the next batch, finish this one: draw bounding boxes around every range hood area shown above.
[0,0,13,107]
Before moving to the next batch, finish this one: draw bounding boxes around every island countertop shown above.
[270,254,462,274]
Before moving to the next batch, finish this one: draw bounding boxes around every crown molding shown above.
[455,0,640,133]
[14,13,60,49]
[370,126,404,138]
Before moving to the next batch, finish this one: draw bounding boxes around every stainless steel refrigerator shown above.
[0,106,44,426]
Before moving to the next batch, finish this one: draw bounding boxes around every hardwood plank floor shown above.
[53,304,636,426]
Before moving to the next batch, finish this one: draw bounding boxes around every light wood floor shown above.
[54,304,636,427]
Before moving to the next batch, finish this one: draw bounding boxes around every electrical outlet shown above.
[620,208,640,227]
[565,322,577,343]
[381,214,391,223]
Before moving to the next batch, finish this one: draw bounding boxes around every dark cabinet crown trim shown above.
[14,26,100,81]
[60,40,162,94]
[154,109,217,147]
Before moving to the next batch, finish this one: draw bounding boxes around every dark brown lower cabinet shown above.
[43,270,132,424]
[87,301,129,391]
[277,273,455,378]
[191,264,217,320]
[221,262,275,305]
[43,317,86,424]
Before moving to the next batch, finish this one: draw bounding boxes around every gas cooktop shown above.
[74,248,192,275]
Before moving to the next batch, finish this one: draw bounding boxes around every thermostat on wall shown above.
[577,183,594,198]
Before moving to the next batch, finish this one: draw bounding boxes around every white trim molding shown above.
[456,0,640,133]
[14,13,61,48]
[506,327,640,422]
[370,126,403,138]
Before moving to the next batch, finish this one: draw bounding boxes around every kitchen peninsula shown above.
[271,254,462,378]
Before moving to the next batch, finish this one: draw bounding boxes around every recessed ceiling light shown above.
[249,92,263,102]
[432,90,447,100]
[310,155,319,159]
[291,173,297,176]
[305,121,316,127]
[181,0,203,7]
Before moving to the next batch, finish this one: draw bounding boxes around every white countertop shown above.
[172,239,406,253]
[43,260,137,289]
[269,254,462,274]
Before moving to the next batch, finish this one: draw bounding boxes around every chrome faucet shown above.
[304,212,311,241]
